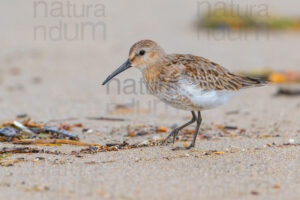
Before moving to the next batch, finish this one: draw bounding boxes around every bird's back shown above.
[143,53,266,111]
[162,54,266,91]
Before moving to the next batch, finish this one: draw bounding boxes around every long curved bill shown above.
[102,59,132,85]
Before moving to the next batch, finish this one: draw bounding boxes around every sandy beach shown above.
[0,0,299,199]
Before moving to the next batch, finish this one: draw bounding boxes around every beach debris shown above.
[32,77,42,84]
[269,71,300,83]
[82,129,94,134]
[0,116,298,158]
[58,122,83,130]
[0,147,63,155]
[123,123,247,142]
[288,138,295,144]
[110,104,133,114]
[13,121,35,134]
[47,117,79,123]
[250,191,260,196]
[97,189,107,196]
[0,153,11,159]
[80,143,126,154]
[86,116,126,121]
[26,185,50,192]
[22,119,43,128]
[16,113,28,119]
[202,150,225,155]
[16,184,50,192]
[275,86,300,96]
[0,127,18,137]
[236,68,300,83]
[282,138,296,146]
[29,125,78,140]
[13,139,99,146]
[197,7,300,31]
[225,110,240,115]
[109,104,150,114]
[237,68,272,80]
[127,131,136,137]
[31,157,45,162]
[0,120,79,140]
[0,120,34,134]
[273,184,280,189]
[84,161,98,165]
[52,159,66,165]
[80,139,161,154]
[0,158,25,167]
[183,142,189,147]
[156,126,167,133]
[126,124,157,137]
[214,124,238,130]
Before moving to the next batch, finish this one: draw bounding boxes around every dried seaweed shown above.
[13,139,99,146]
[198,7,300,31]
[79,140,160,154]
[0,147,63,155]
[0,120,79,141]
[30,125,79,140]
[0,127,18,137]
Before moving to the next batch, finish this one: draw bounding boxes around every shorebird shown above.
[102,40,266,149]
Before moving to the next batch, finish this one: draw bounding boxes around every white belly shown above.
[180,84,237,110]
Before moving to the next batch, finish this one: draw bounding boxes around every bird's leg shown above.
[186,111,202,149]
[162,111,196,145]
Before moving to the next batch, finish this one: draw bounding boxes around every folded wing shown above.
[165,54,267,91]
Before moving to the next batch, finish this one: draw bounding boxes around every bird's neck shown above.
[142,57,168,94]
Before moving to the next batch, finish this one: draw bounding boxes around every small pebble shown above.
[288,138,295,144]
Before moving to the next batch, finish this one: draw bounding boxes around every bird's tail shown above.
[233,74,268,89]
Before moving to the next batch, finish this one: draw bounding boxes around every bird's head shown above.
[102,40,165,85]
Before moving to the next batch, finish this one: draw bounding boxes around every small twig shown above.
[86,116,126,122]
[13,139,100,146]
[0,147,63,155]
[47,117,79,123]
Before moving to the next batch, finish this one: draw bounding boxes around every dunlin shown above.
[102,40,266,149]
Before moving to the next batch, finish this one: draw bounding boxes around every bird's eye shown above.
[139,50,145,56]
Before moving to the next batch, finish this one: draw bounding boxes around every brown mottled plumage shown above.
[102,40,267,149]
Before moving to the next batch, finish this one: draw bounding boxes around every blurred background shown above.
[0,0,299,122]
[0,1,299,200]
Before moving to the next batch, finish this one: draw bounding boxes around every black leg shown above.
[186,111,202,149]
[162,111,196,145]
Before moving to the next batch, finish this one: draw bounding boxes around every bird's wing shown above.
[163,54,266,91]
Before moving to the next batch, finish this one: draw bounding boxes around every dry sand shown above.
[0,0,300,199]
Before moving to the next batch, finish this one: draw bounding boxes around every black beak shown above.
[102,59,132,85]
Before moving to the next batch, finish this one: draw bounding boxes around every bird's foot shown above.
[161,129,179,146]
[171,143,195,151]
